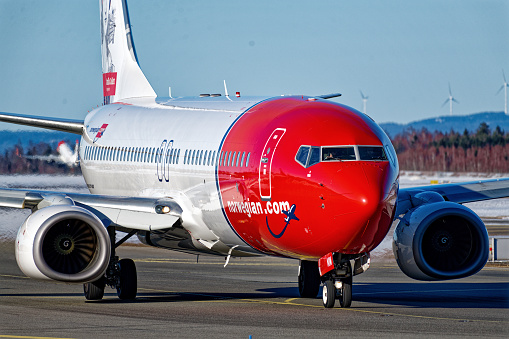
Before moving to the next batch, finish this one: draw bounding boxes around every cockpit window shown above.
[295,146,310,167]
[295,145,388,168]
[322,147,356,161]
[358,146,388,161]
[308,147,321,167]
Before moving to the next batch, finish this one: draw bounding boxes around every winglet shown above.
[100,0,156,104]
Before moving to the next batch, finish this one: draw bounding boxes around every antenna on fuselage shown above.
[224,80,232,101]
[169,87,173,99]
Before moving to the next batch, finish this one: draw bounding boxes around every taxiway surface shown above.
[0,242,507,338]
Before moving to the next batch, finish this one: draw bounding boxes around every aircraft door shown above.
[259,128,286,201]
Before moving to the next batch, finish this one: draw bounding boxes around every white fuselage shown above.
[79,96,267,254]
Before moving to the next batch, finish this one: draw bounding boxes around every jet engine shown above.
[15,205,111,283]
[392,201,488,281]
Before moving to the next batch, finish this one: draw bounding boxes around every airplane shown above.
[18,140,79,167]
[1,0,508,308]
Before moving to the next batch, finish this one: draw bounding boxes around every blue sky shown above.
[0,0,508,131]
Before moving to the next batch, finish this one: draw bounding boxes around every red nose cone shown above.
[286,161,395,257]
[218,96,398,259]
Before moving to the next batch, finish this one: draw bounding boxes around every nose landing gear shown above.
[321,264,352,308]
[318,252,369,308]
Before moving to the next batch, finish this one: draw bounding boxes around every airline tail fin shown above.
[100,0,156,104]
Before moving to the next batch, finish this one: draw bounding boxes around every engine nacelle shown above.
[393,201,488,281]
[15,205,111,283]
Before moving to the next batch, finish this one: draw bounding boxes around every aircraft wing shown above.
[396,178,509,216]
[0,188,182,232]
[0,111,84,134]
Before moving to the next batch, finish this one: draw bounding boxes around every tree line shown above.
[0,142,80,175]
[392,122,509,172]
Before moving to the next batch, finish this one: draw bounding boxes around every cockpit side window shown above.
[295,146,310,167]
[308,147,321,167]
[358,146,388,161]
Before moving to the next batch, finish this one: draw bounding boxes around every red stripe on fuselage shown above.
[217,96,398,259]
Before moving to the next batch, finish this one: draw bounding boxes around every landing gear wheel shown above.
[338,275,352,308]
[298,260,320,298]
[322,280,336,308]
[84,276,105,300]
[116,258,137,300]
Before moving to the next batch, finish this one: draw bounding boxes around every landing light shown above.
[155,205,171,214]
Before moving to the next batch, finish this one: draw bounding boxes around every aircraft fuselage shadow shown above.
[352,282,509,309]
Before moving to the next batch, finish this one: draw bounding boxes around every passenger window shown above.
[358,146,388,161]
[246,152,250,167]
[199,150,204,165]
[322,147,356,161]
[240,152,245,167]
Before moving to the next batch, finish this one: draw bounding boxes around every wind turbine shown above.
[442,83,459,116]
[360,90,368,114]
[496,70,508,115]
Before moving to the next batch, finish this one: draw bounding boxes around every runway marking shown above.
[138,287,505,323]
[203,297,507,324]
[0,296,87,300]
[0,274,29,279]
[0,335,74,339]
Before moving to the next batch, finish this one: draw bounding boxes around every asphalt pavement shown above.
[0,242,508,338]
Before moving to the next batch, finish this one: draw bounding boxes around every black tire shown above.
[84,276,105,300]
[322,280,336,308]
[339,275,352,308]
[117,258,137,300]
[298,260,320,298]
